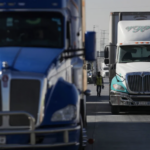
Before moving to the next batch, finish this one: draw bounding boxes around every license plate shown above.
[0,136,6,144]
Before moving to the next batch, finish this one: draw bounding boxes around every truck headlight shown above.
[51,105,76,122]
[113,84,125,91]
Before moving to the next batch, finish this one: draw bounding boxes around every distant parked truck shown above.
[100,63,109,78]
[104,12,150,114]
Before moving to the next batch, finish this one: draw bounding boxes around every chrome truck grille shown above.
[126,72,150,94]
[10,79,40,126]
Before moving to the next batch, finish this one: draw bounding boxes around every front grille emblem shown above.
[141,72,145,77]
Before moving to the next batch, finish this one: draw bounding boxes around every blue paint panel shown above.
[0,47,20,70]
[0,47,62,74]
[0,0,64,9]
[42,78,79,126]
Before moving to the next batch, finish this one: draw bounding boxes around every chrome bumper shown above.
[110,91,150,106]
[0,111,80,149]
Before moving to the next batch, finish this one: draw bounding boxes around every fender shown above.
[41,78,80,126]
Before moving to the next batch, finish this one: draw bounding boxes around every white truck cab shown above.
[101,63,109,78]
[104,12,150,114]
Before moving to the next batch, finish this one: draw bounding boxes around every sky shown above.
[86,0,150,50]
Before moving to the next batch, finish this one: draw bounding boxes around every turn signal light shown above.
[8,3,15,6]
[0,3,5,6]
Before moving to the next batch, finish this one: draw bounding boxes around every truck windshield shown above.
[0,12,64,48]
[118,46,150,63]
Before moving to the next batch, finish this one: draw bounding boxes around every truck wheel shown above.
[111,106,120,114]
[80,99,87,128]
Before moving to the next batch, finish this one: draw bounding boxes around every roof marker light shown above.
[52,3,58,6]
[145,42,149,44]
[135,42,138,44]
[140,42,144,44]
[0,3,5,6]
[8,3,16,6]
[18,2,25,6]
[120,43,123,45]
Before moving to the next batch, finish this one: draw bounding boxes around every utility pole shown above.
[100,30,109,52]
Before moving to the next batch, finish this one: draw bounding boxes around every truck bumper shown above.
[110,90,150,106]
[0,126,80,150]
[0,112,82,150]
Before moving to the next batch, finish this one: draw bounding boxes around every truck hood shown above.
[0,47,62,74]
[117,62,150,77]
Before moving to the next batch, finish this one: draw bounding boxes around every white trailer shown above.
[100,63,109,78]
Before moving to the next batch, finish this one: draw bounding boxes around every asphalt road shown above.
[86,78,150,150]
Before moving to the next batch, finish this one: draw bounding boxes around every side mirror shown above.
[84,89,91,96]
[104,46,109,58]
[104,58,109,65]
[85,32,96,61]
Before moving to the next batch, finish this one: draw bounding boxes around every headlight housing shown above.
[51,105,76,122]
[113,84,125,91]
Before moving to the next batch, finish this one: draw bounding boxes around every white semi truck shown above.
[105,12,150,114]
[100,63,109,78]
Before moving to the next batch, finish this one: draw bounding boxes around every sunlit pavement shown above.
[86,78,150,150]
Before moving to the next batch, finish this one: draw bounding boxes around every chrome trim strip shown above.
[1,70,11,128]
[0,142,79,149]
[130,95,150,98]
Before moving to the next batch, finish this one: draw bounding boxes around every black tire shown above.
[80,99,87,128]
[111,106,120,114]
[79,117,86,150]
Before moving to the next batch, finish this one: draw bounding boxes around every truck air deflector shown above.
[118,21,150,44]
[0,0,65,9]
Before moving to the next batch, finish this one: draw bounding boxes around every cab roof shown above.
[0,0,67,9]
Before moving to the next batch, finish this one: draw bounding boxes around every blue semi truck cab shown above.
[0,0,96,149]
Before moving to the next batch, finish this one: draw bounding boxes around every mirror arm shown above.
[64,49,85,53]
[105,45,117,47]
[62,49,85,59]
